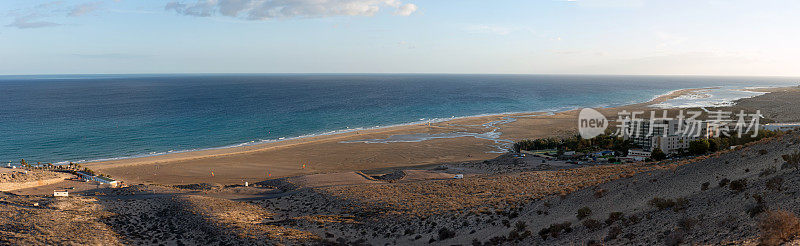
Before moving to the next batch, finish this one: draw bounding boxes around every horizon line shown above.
[1,72,800,79]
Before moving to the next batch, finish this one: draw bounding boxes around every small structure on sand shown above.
[76,171,119,188]
[53,190,69,197]
[453,174,464,179]
[764,123,800,131]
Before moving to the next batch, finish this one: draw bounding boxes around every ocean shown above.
[1,74,797,165]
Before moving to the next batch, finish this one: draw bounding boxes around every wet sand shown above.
[83,88,724,185]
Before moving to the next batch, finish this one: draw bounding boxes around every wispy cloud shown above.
[164,0,418,20]
[5,1,64,29]
[68,1,103,17]
[5,1,107,29]
[6,14,61,29]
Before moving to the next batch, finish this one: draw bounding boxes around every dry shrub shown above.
[701,182,710,191]
[538,221,572,240]
[677,217,698,231]
[604,226,622,240]
[438,227,456,240]
[605,212,624,225]
[729,179,747,192]
[759,167,777,177]
[673,197,689,212]
[665,230,684,246]
[582,219,603,231]
[577,207,592,220]
[719,178,730,187]
[759,210,800,246]
[624,215,641,226]
[649,197,676,210]
[594,188,607,198]
[782,151,800,169]
[766,177,783,192]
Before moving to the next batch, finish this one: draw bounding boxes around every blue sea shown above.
[0,74,797,165]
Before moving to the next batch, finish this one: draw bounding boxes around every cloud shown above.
[165,0,418,20]
[6,14,61,29]
[393,3,417,16]
[6,1,107,29]
[68,1,103,17]
[5,1,63,29]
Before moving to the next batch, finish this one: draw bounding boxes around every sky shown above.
[1,0,799,76]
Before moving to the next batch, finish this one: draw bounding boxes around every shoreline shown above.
[80,87,726,185]
[71,87,697,166]
[80,85,798,185]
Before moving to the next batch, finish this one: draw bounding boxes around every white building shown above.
[764,123,800,131]
[652,135,693,154]
[625,149,651,161]
[623,119,711,155]
[77,171,119,188]
[53,190,68,197]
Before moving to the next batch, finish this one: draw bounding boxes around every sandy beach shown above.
[4,86,800,246]
[83,87,723,185]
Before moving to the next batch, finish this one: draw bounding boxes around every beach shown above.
[83,87,723,185]
[5,85,800,246]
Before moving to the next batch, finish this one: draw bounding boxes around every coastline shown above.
[83,87,722,185]
[76,87,695,165]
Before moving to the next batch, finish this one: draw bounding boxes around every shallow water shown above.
[1,74,796,164]
[651,87,768,108]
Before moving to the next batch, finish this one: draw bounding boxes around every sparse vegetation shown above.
[507,221,531,242]
[594,189,607,198]
[766,177,784,191]
[729,179,747,192]
[673,198,689,212]
[582,219,603,231]
[759,210,800,246]
[606,212,624,225]
[649,197,676,210]
[677,217,698,231]
[782,151,800,169]
[665,230,685,246]
[438,227,456,240]
[605,226,622,240]
[538,222,572,240]
[701,182,710,191]
[577,207,592,220]
[647,197,688,212]
[719,178,730,187]
[760,167,777,177]
[624,215,641,226]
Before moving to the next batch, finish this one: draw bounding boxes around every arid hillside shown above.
[3,122,800,245]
